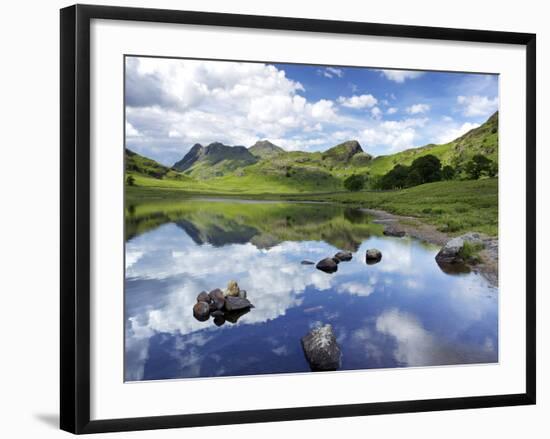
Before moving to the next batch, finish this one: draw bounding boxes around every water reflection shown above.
[125,199,498,381]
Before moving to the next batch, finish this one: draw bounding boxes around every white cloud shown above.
[436,122,480,144]
[359,118,428,152]
[371,107,382,120]
[387,107,398,115]
[379,69,424,83]
[457,95,499,117]
[319,67,344,78]
[406,103,430,114]
[337,94,378,109]
[125,121,141,137]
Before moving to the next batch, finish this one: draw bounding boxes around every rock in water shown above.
[383,226,405,237]
[225,280,240,297]
[224,296,253,312]
[301,324,341,371]
[209,288,225,310]
[435,233,486,265]
[316,258,338,273]
[197,291,210,303]
[301,260,315,265]
[365,248,382,264]
[333,251,353,262]
[193,302,210,321]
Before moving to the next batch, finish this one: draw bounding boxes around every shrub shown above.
[126,175,135,186]
[343,174,365,192]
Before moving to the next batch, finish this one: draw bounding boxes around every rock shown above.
[193,302,210,321]
[238,289,247,299]
[301,324,342,371]
[196,291,210,303]
[209,288,225,310]
[365,248,382,263]
[224,296,253,312]
[301,260,315,265]
[224,308,250,324]
[333,251,353,262]
[383,226,405,237]
[316,257,338,273]
[435,233,486,266]
[211,310,224,318]
[225,280,240,297]
[213,315,225,327]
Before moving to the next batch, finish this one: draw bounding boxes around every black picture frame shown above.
[60,4,536,434]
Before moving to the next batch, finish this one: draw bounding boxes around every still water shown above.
[125,199,498,381]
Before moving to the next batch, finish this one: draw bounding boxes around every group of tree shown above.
[343,153,497,192]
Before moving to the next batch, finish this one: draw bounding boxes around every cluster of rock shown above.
[193,280,253,326]
[315,250,353,273]
[301,324,342,371]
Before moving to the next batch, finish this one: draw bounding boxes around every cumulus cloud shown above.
[360,118,428,152]
[457,95,499,117]
[387,107,398,115]
[371,107,382,120]
[436,122,480,144]
[406,103,430,114]
[379,69,424,83]
[125,57,340,164]
[337,94,378,109]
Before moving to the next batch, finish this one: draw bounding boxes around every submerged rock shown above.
[383,226,406,237]
[365,248,382,264]
[316,258,338,273]
[213,315,225,327]
[301,324,342,371]
[224,307,250,324]
[225,296,253,312]
[225,280,241,297]
[301,260,315,265]
[197,291,211,303]
[193,302,210,321]
[333,251,353,262]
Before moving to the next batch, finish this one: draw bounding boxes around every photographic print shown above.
[124,56,499,382]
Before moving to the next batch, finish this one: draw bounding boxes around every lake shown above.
[124,198,498,381]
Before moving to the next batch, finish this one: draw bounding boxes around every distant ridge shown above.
[249,140,285,159]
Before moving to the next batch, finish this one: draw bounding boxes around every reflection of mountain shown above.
[175,219,257,247]
[125,200,383,251]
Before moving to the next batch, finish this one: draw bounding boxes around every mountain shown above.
[126,111,497,192]
[248,140,285,159]
[172,142,258,179]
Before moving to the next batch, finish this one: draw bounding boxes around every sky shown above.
[125,56,499,166]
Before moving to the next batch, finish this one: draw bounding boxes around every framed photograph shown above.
[60,4,536,434]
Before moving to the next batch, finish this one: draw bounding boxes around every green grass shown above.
[127,178,498,237]
[458,241,485,264]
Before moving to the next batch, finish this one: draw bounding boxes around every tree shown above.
[441,165,455,180]
[344,174,365,192]
[409,154,442,184]
[464,154,493,180]
[379,164,410,189]
[488,161,498,178]
[126,175,135,186]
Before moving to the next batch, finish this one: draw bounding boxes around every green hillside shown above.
[125,111,498,194]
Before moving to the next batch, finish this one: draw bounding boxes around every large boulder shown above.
[316,258,338,273]
[334,251,353,262]
[365,248,382,264]
[224,296,253,312]
[435,233,485,265]
[301,324,342,371]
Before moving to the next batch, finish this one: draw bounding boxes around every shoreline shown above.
[361,207,498,287]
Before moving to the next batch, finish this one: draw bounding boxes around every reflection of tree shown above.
[125,199,383,250]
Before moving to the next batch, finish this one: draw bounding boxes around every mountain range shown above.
[126,111,498,192]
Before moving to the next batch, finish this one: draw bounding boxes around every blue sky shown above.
[125,56,498,166]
